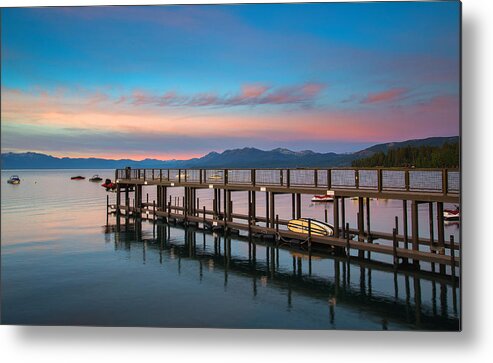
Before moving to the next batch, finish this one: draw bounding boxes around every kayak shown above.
[311,195,334,202]
[71,176,85,180]
[287,218,334,237]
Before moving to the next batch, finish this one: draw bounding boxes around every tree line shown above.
[351,142,460,168]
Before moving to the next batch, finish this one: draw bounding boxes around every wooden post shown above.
[437,202,445,248]
[392,228,398,268]
[366,197,371,241]
[229,199,233,223]
[286,169,290,188]
[405,170,410,191]
[116,184,121,214]
[308,219,312,248]
[213,188,217,218]
[345,222,350,257]
[327,169,332,190]
[269,192,275,229]
[429,202,435,248]
[377,168,383,192]
[251,169,256,186]
[333,196,340,238]
[411,200,420,267]
[442,169,448,194]
[358,197,364,239]
[450,235,456,277]
[325,209,328,224]
[341,197,346,237]
[403,200,409,251]
[314,169,318,187]
[276,214,279,234]
[296,193,302,219]
[357,198,364,257]
[265,191,270,228]
[355,169,359,189]
[291,194,296,219]
[251,191,256,224]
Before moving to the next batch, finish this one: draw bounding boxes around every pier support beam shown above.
[296,193,302,219]
[116,184,121,214]
[411,200,420,268]
[265,191,270,228]
[333,196,340,238]
[269,192,275,229]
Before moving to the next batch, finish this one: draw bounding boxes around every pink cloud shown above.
[361,87,408,104]
[241,84,270,98]
[119,82,326,108]
[2,86,458,160]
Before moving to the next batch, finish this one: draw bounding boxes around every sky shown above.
[1,2,460,160]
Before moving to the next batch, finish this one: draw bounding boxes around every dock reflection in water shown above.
[107,216,460,330]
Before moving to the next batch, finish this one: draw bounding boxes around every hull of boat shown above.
[443,212,460,220]
[7,180,20,184]
[287,218,334,237]
[311,195,334,202]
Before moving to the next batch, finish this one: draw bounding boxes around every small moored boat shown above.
[7,175,21,184]
[443,206,460,220]
[102,178,117,191]
[287,218,334,237]
[71,176,85,180]
[311,195,334,202]
[89,174,103,182]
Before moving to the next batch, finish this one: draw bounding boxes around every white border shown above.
[2,0,493,362]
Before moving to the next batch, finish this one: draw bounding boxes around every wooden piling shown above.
[291,193,296,219]
[265,191,270,228]
[411,200,420,267]
[341,197,346,237]
[345,222,350,257]
[333,196,340,238]
[450,235,456,277]
[269,192,275,229]
[296,193,301,219]
[392,228,398,268]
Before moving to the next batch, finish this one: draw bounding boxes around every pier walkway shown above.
[111,167,460,275]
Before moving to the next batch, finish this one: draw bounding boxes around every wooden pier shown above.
[110,167,460,275]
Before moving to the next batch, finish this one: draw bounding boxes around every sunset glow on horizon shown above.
[1,3,460,160]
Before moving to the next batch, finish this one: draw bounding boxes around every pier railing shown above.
[116,167,460,195]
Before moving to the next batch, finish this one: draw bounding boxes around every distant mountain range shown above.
[1,136,459,170]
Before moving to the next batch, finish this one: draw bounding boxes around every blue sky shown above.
[1,2,460,159]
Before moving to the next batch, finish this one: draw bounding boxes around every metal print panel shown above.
[0,1,461,330]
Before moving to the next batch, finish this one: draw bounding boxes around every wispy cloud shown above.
[121,82,327,108]
[361,87,409,104]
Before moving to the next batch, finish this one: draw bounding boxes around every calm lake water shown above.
[1,169,460,330]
